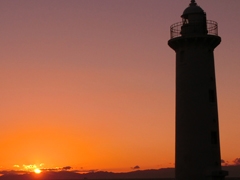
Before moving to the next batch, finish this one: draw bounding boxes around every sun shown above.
[34,168,41,174]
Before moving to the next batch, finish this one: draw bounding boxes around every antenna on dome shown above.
[190,0,197,6]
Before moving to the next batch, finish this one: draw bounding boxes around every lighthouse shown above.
[168,1,228,180]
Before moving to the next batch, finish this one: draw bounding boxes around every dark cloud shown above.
[233,158,240,165]
[221,159,230,166]
[131,165,140,170]
[61,166,72,171]
[40,166,73,172]
[73,169,99,173]
[0,170,28,175]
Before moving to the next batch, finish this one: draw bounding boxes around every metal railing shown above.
[170,20,218,39]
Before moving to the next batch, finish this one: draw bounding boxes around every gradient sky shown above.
[0,0,240,173]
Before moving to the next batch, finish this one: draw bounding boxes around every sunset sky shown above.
[0,0,240,173]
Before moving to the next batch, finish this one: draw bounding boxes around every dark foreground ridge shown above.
[0,165,239,180]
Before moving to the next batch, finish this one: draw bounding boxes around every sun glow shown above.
[34,168,41,174]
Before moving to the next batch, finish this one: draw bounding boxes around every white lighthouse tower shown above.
[168,1,228,180]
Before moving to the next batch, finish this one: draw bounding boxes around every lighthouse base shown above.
[206,170,228,180]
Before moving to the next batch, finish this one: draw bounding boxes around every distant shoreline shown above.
[0,165,239,180]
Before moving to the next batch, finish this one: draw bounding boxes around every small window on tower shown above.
[211,131,218,145]
[209,89,215,102]
[182,18,189,24]
[210,76,215,83]
[180,51,185,63]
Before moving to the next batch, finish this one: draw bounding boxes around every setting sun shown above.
[34,168,41,174]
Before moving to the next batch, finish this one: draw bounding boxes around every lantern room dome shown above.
[182,0,205,18]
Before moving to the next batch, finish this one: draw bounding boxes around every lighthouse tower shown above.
[168,1,228,180]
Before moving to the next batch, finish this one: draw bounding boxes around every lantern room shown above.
[180,0,208,36]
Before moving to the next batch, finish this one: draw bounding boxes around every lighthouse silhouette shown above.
[168,1,228,180]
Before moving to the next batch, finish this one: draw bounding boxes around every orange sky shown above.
[0,0,240,173]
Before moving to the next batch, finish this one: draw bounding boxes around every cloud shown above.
[41,168,59,171]
[40,166,73,172]
[23,164,39,171]
[0,165,74,176]
[61,166,72,171]
[233,158,240,165]
[131,165,140,170]
[0,170,26,175]
[221,159,229,166]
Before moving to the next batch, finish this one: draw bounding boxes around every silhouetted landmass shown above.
[0,165,239,180]
[223,165,240,177]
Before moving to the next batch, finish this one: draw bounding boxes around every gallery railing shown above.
[170,20,218,39]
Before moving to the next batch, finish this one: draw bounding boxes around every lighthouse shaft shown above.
[173,36,223,180]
